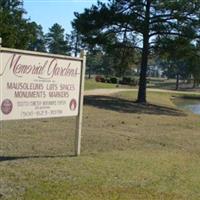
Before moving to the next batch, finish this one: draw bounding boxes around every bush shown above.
[110,77,118,84]
[95,75,102,82]
[95,75,105,83]
[101,77,106,82]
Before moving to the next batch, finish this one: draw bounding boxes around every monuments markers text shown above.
[0,40,86,156]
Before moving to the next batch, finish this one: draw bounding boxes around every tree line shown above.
[0,0,79,55]
[0,0,139,78]
[1,0,200,103]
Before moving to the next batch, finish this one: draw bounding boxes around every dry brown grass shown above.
[1,91,200,200]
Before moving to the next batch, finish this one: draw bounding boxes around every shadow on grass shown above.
[0,155,76,162]
[84,95,186,116]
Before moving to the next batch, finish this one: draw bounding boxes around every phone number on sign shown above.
[21,110,63,118]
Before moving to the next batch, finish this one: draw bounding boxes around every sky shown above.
[23,0,108,34]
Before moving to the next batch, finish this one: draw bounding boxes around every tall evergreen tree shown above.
[101,32,138,77]
[73,0,200,103]
[69,29,84,56]
[46,23,70,55]
[28,23,46,52]
[0,0,39,49]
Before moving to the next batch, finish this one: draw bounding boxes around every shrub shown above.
[101,77,106,82]
[110,77,118,84]
[95,75,101,82]
[95,75,103,82]
[95,75,106,83]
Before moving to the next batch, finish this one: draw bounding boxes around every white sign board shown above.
[0,48,83,121]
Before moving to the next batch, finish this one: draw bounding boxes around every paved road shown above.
[84,88,200,96]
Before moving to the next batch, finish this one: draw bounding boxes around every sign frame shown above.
[0,38,86,156]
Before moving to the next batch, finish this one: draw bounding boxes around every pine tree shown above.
[0,0,40,49]
[28,23,46,52]
[46,23,70,55]
[73,0,200,103]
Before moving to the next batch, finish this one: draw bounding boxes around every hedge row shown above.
[95,75,139,86]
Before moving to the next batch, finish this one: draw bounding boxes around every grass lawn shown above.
[148,78,177,89]
[1,91,200,200]
[147,77,200,92]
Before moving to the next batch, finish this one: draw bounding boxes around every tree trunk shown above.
[175,73,179,90]
[137,37,149,103]
[74,33,79,57]
[137,0,150,103]
[193,79,196,88]
[88,66,91,79]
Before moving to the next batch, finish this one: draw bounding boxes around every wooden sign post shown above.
[75,51,86,156]
[0,39,86,156]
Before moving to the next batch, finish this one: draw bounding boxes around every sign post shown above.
[75,51,86,156]
[0,41,86,156]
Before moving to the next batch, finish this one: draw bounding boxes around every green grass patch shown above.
[1,150,200,200]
